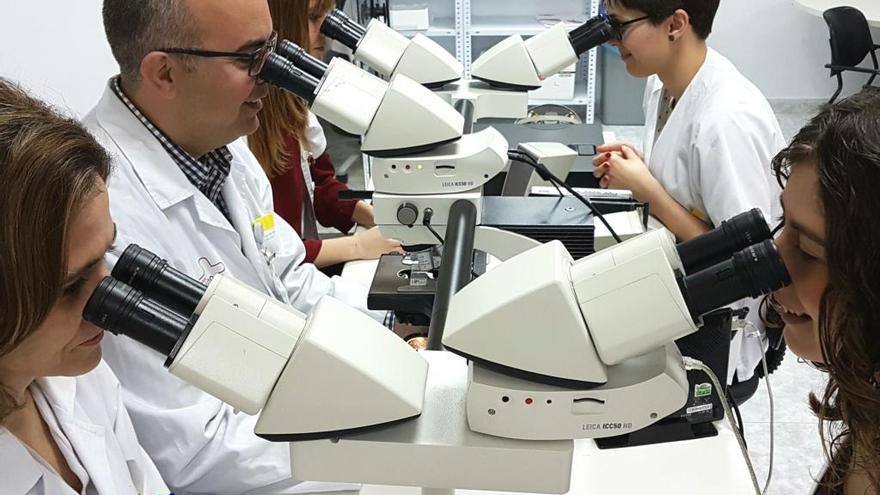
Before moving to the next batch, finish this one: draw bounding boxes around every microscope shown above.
[470,14,615,91]
[262,37,646,327]
[83,207,788,493]
[262,41,636,257]
[320,8,464,88]
[318,9,617,123]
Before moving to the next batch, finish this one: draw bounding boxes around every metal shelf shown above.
[382,0,599,120]
[397,17,458,37]
[469,16,548,36]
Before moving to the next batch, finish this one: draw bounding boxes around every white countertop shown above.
[793,0,880,27]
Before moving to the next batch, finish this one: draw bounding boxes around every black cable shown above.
[727,385,747,442]
[423,208,480,279]
[422,208,445,244]
[507,150,623,243]
[550,178,564,197]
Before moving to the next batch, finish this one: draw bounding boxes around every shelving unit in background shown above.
[354,0,601,122]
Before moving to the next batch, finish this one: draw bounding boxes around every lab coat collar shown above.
[35,376,119,494]
[0,377,109,494]
[647,48,720,101]
[647,73,664,98]
[94,80,236,234]
[0,430,45,493]
[677,47,721,104]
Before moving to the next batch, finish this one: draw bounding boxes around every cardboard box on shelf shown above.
[390,5,431,31]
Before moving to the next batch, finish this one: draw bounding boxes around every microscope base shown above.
[465,345,689,441]
[290,351,573,494]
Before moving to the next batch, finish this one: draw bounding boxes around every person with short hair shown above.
[770,91,880,495]
[249,0,401,269]
[85,0,374,492]
[593,0,785,385]
[0,78,168,495]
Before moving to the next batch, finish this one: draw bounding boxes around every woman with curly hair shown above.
[771,90,880,494]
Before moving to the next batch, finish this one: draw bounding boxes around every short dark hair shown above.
[606,0,721,39]
[102,0,199,84]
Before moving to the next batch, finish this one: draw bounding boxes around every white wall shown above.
[1,0,879,115]
[711,0,878,101]
[0,0,117,116]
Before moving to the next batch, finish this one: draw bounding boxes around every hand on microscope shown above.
[592,143,659,202]
[352,226,404,260]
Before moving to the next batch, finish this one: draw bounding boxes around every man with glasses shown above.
[83,0,374,492]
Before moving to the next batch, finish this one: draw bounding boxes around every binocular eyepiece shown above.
[84,245,210,360]
[676,208,772,274]
[320,9,367,52]
[84,276,190,358]
[664,208,789,320]
[681,239,790,320]
[276,40,328,80]
[568,14,617,55]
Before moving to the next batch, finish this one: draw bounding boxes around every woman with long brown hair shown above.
[0,79,167,494]
[771,90,880,494]
[250,0,401,269]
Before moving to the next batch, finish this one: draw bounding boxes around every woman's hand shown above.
[352,226,403,260]
[593,142,645,162]
[592,144,661,202]
[351,200,376,228]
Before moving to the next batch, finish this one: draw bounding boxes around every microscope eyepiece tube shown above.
[259,53,321,104]
[112,244,208,318]
[568,15,616,56]
[83,277,191,357]
[675,208,772,274]
[320,9,367,52]
[683,239,791,319]
[276,40,329,80]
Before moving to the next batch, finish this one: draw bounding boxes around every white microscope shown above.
[261,43,642,264]
[320,8,464,88]
[83,208,789,494]
[317,10,617,122]
[260,44,574,259]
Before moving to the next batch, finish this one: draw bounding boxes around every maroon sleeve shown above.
[302,238,323,264]
[311,152,357,233]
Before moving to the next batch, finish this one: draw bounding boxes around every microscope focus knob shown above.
[397,202,419,227]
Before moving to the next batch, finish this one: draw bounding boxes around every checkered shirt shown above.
[111,77,232,220]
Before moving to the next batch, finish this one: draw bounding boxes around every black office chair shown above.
[822,6,880,103]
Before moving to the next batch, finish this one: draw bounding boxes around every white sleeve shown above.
[691,110,783,228]
[305,111,328,157]
[271,212,384,323]
[242,141,386,323]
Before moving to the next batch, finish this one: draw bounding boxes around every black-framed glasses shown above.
[606,15,650,40]
[158,31,278,77]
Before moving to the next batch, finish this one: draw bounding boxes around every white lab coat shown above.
[0,361,168,495]
[641,48,785,382]
[82,81,367,494]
